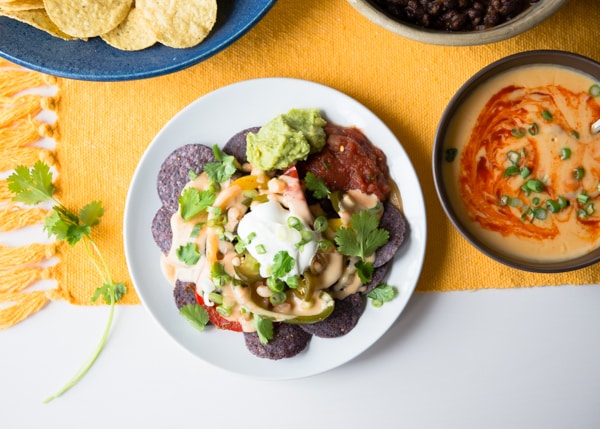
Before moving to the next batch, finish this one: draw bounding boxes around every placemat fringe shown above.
[0,61,63,329]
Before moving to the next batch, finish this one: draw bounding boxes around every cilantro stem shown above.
[43,290,115,403]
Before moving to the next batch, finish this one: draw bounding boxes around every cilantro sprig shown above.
[334,208,389,284]
[7,161,126,403]
[305,172,330,199]
[367,283,398,307]
[334,209,389,260]
[204,145,238,183]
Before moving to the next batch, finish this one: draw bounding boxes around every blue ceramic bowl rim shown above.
[0,0,276,81]
[433,50,600,273]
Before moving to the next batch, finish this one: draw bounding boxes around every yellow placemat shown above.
[2,0,600,326]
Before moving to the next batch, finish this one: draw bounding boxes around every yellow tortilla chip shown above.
[42,0,133,38]
[137,0,217,49]
[101,8,156,51]
[0,9,73,39]
[0,0,43,11]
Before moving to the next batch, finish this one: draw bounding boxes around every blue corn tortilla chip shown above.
[244,323,312,360]
[157,143,216,212]
[151,205,174,255]
[222,126,259,165]
[374,202,408,268]
[299,293,366,338]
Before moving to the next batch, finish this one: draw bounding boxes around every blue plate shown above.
[0,0,276,81]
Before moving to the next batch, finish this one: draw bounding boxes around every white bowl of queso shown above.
[433,50,600,272]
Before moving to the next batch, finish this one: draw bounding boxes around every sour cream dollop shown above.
[237,200,317,279]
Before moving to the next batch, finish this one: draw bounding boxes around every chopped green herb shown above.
[287,216,302,231]
[520,166,531,179]
[180,304,210,332]
[560,147,572,160]
[211,262,231,287]
[204,144,238,183]
[533,207,547,220]
[590,84,600,97]
[511,128,526,138]
[525,179,545,193]
[355,260,374,283]
[445,148,458,163]
[366,283,398,307]
[528,123,539,135]
[577,194,590,205]
[8,161,126,403]
[546,199,561,213]
[498,195,510,206]
[256,244,267,254]
[334,209,389,261]
[573,166,585,181]
[305,172,331,199]
[504,165,521,177]
[179,187,216,221]
[507,150,521,164]
[271,250,294,278]
[542,110,553,121]
[176,242,201,265]
[313,216,328,233]
[569,130,580,139]
[253,314,274,345]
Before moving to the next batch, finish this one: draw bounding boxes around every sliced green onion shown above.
[216,306,231,317]
[267,276,285,293]
[590,84,600,97]
[525,179,545,193]
[560,147,571,160]
[498,195,510,206]
[578,194,590,205]
[569,130,580,139]
[313,216,328,233]
[287,216,302,231]
[558,196,569,209]
[509,198,522,208]
[520,166,531,179]
[546,199,561,213]
[507,150,521,164]
[542,110,553,121]
[586,203,596,216]
[269,291,287,306]
[528,123,539,135]
[318,240,332,251]
[533,207,548,220]
[532,197,540,206]
[573,166,585,181]
[504,165,521,177]
[511,128,526,138]
[256,244,267,254]
[208,292,223,305]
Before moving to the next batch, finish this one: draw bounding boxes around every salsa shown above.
[298,123,392,201]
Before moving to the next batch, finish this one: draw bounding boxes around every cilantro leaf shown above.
[305,172,330,199]
[176,242,201,265]
[10,161,129,403]
[179,187,215,221]
[253,314,274,344]
[355,260,374,284]
[204,145,238,183]
[334,209,389,260]
[91,282,127,304]
[7,161,55,205]
[271,250,294,278]
[367,284,398,307]
[79,201,104,227]
[180,304,210,332]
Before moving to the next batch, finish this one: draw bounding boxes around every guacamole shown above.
[246,108,327,171]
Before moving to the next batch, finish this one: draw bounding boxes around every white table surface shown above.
[3,283,600,428]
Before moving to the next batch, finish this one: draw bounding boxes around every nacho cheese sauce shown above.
[444,64,600,263]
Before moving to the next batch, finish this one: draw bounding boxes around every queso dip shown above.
[444,64,600,263]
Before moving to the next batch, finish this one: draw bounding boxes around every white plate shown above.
[123,78,427,379]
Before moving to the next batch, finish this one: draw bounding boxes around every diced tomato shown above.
[196,292,242,332]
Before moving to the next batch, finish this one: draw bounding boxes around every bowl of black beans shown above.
[348,0,568,46]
